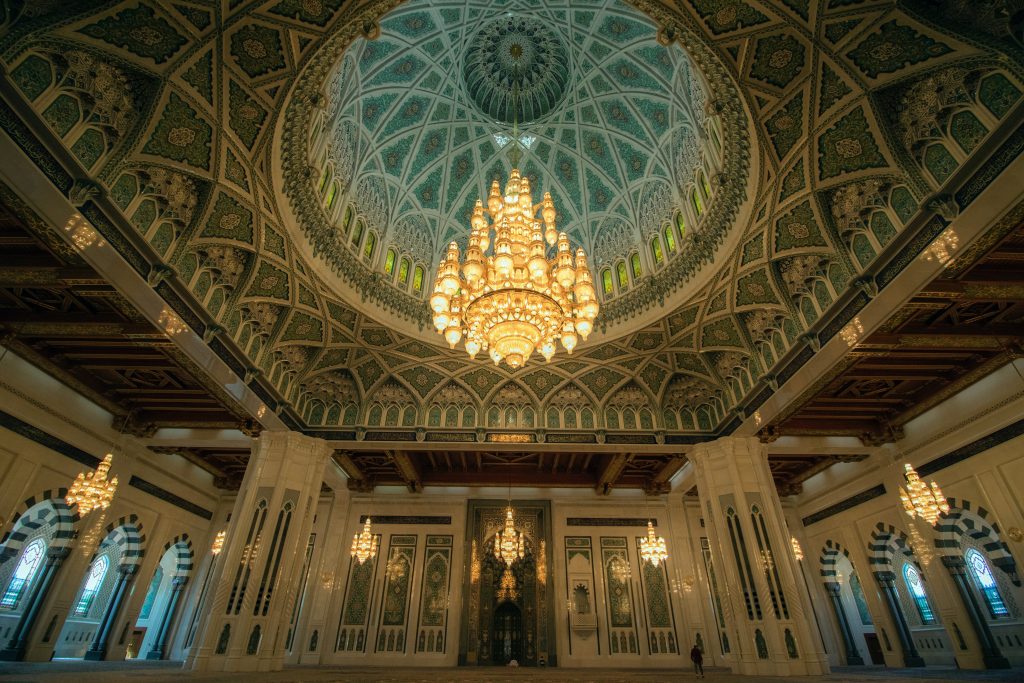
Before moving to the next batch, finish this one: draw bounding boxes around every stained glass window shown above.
[139,566,163,620]
[363,231,376,259]
[676,212,686,238]
[602,269,613,295]
[352,219,364,245]
[692,189,703,215]
[324,182,338,210]
[398,258,410,285]
[616,261,628,290]
[0,538,45,610]
[967,548,1009,618]
[700,171,712,198]
[651,237,664,264]
[903,563,935,624]
[318,166,331,195]
[74,555,108,617]
[413,266,424,293]
[664,224,676,252]
[630,253,642,279]
[384,249,396,276]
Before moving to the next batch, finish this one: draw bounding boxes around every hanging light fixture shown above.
[639,520,669,567]
[66,452,119,515]
[430,84,598,368]
[210,530,226,556]
[494,506,526,567]
[899,463,950,526]
[351,516,378,565]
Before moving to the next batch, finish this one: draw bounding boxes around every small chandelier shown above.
[899,463,950,526]
[496,567,519,602]
[211,530,226,556]
[791,537,804,562]
[639,520,668,567]
[351,517,378,565]
[494,506,526,567]
[431,167,598,368]
[66,452,118,515]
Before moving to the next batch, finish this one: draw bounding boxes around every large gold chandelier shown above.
[494,506,526,567]
[639,520,668,567]
[66,452,119,516]
[351,516,378,565]
[899,463,950,526]
[431,168,598,368]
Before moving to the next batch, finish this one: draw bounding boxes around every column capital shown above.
[255,431,331,463]
[688,435,765,464]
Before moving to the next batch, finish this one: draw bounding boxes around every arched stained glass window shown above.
[74,555,109,616]
[363,232,376,259]
[691,189,703,215]
[352,219,365,245]
[966,548,1009,618]
[676,212,686,238]
[601,268,613,296]
[324,181,338,211]
[651,237,664,265]
[318,166,332,195]
[384,249,396,276]
[0,538,45,609]
[413,266,424,293]
[903,564,935,624]
[616,261,628,290]
[342,206,353,232]
[700,171,711,198]
[664,224,676,252]
[398,258,410,285]
[630,253,642,279]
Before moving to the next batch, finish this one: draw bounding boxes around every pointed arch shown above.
[935,498,1019,586]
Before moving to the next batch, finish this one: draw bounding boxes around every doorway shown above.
[863,633,885,665]
[492,602,523,665]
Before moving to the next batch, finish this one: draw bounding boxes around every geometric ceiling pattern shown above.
[321,0,703,268]
[0,0,1021,450]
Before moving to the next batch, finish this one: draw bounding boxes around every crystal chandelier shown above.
[494,506,526,567]
[431,167,598,368]
[639,520,668,567]
[211,530,226,556]
[66,452,118,516]
[791,537,804,562]
[351,516,378,565]
[899,463,950,526]
[496,567,519,602]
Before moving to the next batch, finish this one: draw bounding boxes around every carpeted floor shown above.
[0,661,1020,682]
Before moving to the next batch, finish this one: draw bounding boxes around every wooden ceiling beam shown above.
[595,453,633,495]
[389,450,421,493]
[0,266,105,287]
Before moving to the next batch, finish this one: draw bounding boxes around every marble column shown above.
[872,571,924,667]
[0,548,68,661]
[823,584,863,665]
[688,436,829,676]
[84,564,137,660]
[146,576,188,659]
[942,557,1010,669]
[185,432,330,672]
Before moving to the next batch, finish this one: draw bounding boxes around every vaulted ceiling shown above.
[0,0,1021,466]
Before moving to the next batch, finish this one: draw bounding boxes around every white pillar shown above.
[185,432,330,672]
[689,436,829,675]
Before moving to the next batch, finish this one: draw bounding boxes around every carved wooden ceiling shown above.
[763,216,1024,444]
[0,191,251,436]
[334,447,687,493]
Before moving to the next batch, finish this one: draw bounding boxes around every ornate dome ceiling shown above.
[336,0,704,254]
[280,0,751,340]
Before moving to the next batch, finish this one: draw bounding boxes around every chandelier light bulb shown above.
[640,520,668,567]
[351,517,378,565]
[494,506,526,567]
[211,530,226,556]
[899,463,950,527]
[431,166,598,367]
[66,452,119,516]
[791,537,804,562]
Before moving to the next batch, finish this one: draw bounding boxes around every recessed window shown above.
[602,268,613,296]
[676,212,686,238]
[664,224,676,252]
[74,555,109,617]
[903,563,935,624]
[967,548,1008,618]
[616,261,628,290]
[324,181,338,210]
[691,189,703,216]
[413,266,424,293]
[318,167,332,195]
[651,237,663,264]
[0,538,45,610]
[399,258,410,285]
[384,249,396,276]
[630,252,642,279]
[363,231,376,259]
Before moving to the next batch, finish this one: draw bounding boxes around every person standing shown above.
[690,644,704,678]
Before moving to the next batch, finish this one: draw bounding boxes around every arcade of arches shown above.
[0,0,1023,678]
